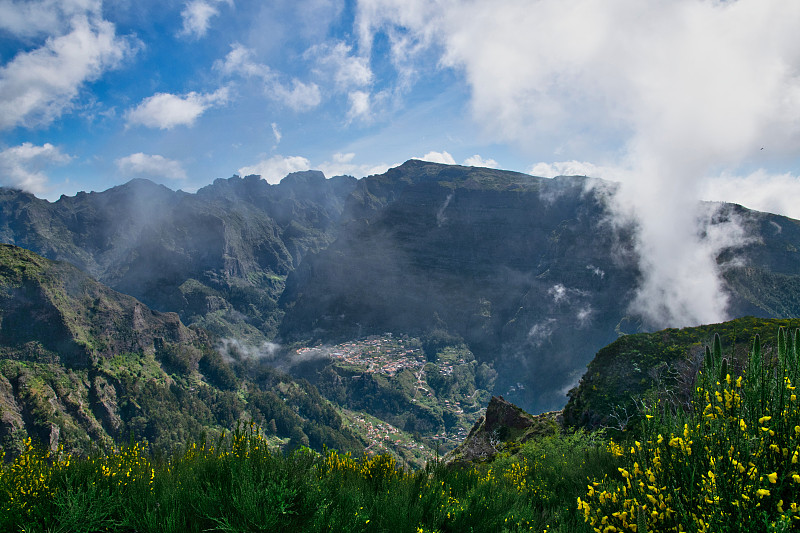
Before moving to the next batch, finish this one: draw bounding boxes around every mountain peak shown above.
[280,170,327,187]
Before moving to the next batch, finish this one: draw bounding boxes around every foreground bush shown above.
[0,422,613,532]
[8,328,798,532]
[579,329,800,533]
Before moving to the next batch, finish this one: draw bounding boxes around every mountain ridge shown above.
[4,161,800,413]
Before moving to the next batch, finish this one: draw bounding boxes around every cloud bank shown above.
[0,142,71,194]
[0,9,135,130]
[217,44,322,111]
[358,0,800,328]
[238,155,311,183]
[116,153,188,181]
[125,88,230,130]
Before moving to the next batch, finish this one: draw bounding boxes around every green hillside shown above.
[563,315,800,430]
[0,244,362,457]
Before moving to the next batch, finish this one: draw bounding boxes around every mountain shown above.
[4,161,800,415]
[0,244,363,456]
[0,172,357,342]
[278,160,800,412]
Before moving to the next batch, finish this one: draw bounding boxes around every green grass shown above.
[1,423,615,532]
[6,328,800,532]
[579,328,800,532]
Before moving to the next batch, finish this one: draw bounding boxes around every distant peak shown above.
[115,178,176,194]
[279,170,327,186]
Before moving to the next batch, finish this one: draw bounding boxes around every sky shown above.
[2,0,800,328]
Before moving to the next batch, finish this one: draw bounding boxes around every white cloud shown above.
[0,14,135,130]
[701,170,800,220]
[356,0,440,88]
[0,0,102,38]
[116,153,188,181]
[548,284,568,303]
[0,142,71,194]
[306,41,373,91]
[238,155,311,184]
[347,90,371,121]
[463,155,499,168]
[178,0,233,39]
[528,161,620,180]
[125,88,229,129]
[271,79,321,111]
[217,43,321,111]
[333,152,355,164]
[528,318,556,347]
[576,305,593,328]
[359,0,800,329]
[586,265,605,279]
[415,151,455,165]
[271,122,282,143]
[317,152,391,178]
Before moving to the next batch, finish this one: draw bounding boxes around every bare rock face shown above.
[483,395,535,435]
[0,374,25,450]
[91,375,122,436]
[444,396,561,466]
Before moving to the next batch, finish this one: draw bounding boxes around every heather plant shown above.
[14,328,800,532]
[578,328,800,532]
[1,421,609,532]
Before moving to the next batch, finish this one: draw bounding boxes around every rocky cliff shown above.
[444,395,561,466]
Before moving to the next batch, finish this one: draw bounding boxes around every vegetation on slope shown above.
[579,328,800,532]
[0,423,614,532]
[4,325,800,532]
[0,244,363,457]
[564,316,800,430]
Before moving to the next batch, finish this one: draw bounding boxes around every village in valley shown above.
[291,335,491,465]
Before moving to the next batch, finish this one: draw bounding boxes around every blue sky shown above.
[1,0,799,214]
[0,0,525,198]
[2,0,800,329]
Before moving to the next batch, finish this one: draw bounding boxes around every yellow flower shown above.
[757,489,771,498]
[768,472,778,484]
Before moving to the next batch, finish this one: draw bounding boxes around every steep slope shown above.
[4,161,800,416]
[563,316,800,430]
[279,161,800,414]
[0,172,357,342]
[0,244,362,456]
[279,161,637,412]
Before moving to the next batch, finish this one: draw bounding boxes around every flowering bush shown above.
[579,329,800,532]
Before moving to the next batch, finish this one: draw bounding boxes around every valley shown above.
[4,161,800,464]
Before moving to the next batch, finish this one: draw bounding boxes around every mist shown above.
[218,338,334,372]
[358,0,800,328]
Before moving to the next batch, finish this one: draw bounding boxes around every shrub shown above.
[578,328,800,532]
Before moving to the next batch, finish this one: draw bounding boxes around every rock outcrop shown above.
[444,396,561,466]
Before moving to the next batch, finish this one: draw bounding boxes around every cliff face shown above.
[279,162,800,413]
[279,161,640,411]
